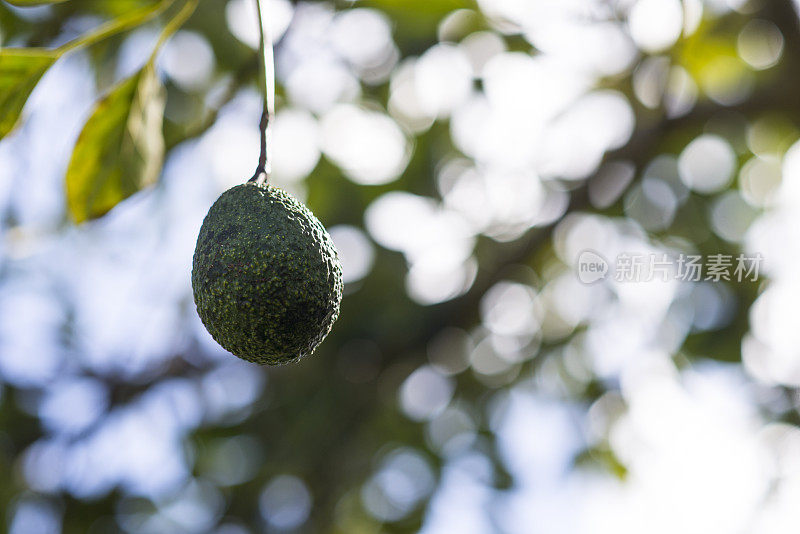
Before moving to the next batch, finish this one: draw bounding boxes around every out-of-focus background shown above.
[1,0,800,532]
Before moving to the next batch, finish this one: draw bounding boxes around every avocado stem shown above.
[251,0,275,183]
[250,109,270,183]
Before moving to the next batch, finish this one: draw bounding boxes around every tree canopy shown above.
[1,0,800,532]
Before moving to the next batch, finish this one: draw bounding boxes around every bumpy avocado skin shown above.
[192,182,343,365]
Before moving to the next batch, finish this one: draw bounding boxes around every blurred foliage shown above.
[0,0,799,532]
[0,48,58,136]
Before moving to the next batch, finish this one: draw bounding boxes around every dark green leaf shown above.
[66,64,166,223]
[0,48,59,138]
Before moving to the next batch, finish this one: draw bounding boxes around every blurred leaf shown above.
[66,64,165,223]
[575,447,628,480]
[362,0,473,47]
[0,1,168,139]
[0,48,58,138]
[64,0,196,223]
[55,0,169,55]
[677,24,750,101]
[80,0,165,17]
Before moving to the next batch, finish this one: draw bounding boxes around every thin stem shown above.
[250,0,276,184]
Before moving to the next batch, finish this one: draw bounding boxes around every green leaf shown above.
[0,48,59,138]
[65,64,166,223]
[64,0,198,223]
[0,1,169,140]
[4,0,68,5]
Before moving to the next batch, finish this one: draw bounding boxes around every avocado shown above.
[192,182,343,365]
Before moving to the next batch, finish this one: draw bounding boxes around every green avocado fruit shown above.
[192,182,343,365]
